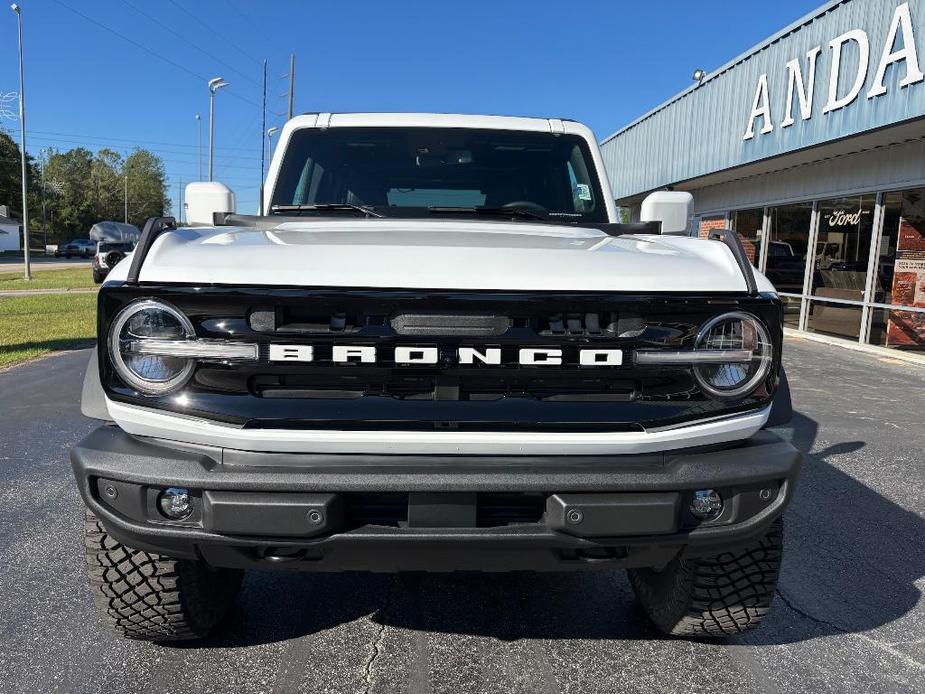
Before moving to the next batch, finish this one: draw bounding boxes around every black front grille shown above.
[98,285,783,430]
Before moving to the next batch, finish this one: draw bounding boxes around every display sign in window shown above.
[873,189,925,351]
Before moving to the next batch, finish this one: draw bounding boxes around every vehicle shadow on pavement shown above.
[741,411,925,646]
[174,410,925,649]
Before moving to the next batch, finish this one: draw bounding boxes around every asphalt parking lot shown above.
[0,338,923,694]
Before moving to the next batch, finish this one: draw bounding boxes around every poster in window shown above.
[887,192,925,348]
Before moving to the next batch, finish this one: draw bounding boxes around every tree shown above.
[43,146,96,239]
[39,145,169,241]
[92,148,125,223]
[0,127,43,240]
[124,148,169,228]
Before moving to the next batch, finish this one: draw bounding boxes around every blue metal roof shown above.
[601,0,925,200]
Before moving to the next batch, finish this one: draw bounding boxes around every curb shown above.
[0,287,99,297]
[784,328,925,367]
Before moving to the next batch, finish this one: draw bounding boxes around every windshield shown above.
[99,243,133,252]
[270,127,608,223]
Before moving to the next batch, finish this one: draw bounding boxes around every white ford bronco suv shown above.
[73,113,799,641]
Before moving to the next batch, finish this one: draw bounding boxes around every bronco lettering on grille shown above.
[268,345,624,366]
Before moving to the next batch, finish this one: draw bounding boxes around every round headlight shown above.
[109,300,195,395]
[694,312,772,399]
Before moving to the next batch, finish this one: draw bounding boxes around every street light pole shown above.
[40,147,47,251]
[11,3,30,279]
[195,114,202,181]
[259,59,267,215]
[207,77,228,182]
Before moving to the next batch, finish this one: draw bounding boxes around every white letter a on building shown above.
[743,74,774,140]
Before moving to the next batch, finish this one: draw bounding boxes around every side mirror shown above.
[640,191,693,235]
[184,182,236,226]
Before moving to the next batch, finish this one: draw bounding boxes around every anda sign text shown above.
[743,2,923,141]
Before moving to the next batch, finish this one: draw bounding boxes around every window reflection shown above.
[807,300,862,340]
[812,196,874,302]
[730,208,764,267]
[766,203,813,296]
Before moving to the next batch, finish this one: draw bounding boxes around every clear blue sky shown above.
[1,0,822,218]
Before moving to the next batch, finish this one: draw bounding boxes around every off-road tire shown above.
[92,269,104,284]
[84,510,243,641]
[628,517,783,637]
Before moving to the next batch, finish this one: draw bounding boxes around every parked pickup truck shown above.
[73,113,799,641]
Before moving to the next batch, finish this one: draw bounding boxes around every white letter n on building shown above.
[781,46,822,127]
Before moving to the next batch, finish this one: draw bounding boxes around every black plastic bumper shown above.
[71,426,801,572]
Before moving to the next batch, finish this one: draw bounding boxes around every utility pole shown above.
[12,4,30,279]
[260,59,267,215]
[287,53,295,120]
[177,176,182,224]
[124,172,128,223]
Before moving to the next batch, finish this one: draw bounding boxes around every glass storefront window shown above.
[766,202,813,296]
[693,189,923,353]
[869,188,925,352]
[811,196,875,302]
[781,295,801,330]
[869,308,925,352]
[806,299,863,340]
[730,208,764,268]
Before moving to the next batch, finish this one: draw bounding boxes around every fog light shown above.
[690,489,723,521]
[158,487,193,520]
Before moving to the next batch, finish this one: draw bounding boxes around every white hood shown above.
[111,219,774,293]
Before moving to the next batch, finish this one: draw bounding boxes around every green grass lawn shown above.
[0,293,97,367]
[0,267,97,291]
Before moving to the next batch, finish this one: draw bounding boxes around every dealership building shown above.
[601,0,925,355]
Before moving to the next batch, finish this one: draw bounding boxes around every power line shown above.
[48,0,261,109]
[30,129,259,153]
[224,0,278,52]
[119,0,262,88]
[26,134,261,163]
[164,0,263,65]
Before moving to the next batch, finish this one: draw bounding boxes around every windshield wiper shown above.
[427,206,547,221]
[270,203,383,218]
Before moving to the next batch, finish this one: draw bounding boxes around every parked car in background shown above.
[91,241,134,284]
[54,239,95,258]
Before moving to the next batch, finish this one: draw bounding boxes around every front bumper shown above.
[71,426,801,572]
